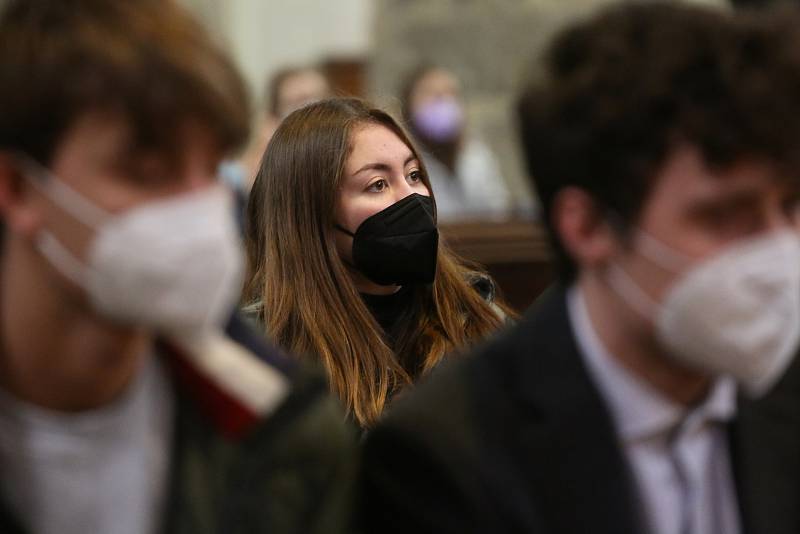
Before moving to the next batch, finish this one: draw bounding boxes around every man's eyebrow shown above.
[686,189,761,214]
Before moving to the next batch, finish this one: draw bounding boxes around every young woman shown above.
[243,98,511,427]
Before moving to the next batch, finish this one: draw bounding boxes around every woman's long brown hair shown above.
[244,98,508,427]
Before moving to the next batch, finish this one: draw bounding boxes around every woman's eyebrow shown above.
[352,162,391,175]
[352,155,418,176]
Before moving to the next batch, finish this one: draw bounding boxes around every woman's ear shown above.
[551,187,617,271]
[0,153,42,238]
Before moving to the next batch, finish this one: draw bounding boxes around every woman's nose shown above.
[393,178,417,203]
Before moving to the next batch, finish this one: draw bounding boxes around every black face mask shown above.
[336,193,439,286]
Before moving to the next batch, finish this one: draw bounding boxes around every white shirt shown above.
[0,355,174,534]
[423,138,512,222]
[567,286,741,534]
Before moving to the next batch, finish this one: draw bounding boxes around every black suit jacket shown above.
[360,286,800,533]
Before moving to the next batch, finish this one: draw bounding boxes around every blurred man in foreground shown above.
[361,3,800,533]
[0,2,354,533]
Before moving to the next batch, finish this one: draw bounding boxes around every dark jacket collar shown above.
[504,284,800,534]
[730,358,800,534]
[488,284,646,534]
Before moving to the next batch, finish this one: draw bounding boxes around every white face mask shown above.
[18,155,244,335]
[607,228,800,397]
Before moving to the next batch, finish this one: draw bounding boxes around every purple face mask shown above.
[411,98,464,142]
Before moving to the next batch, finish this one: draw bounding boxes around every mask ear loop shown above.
[11,153,107,290]
[333,224,361,273]
[13,152,109,228]
[334,224,355,237]
[604,209,692,274]
[603,209,691,321]
[36,231,91,288]
[635,232,692,274]
[606,263,659,321]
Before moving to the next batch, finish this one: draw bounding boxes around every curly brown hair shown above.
[517,1,800,281]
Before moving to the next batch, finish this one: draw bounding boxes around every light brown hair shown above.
[244,98,508,427]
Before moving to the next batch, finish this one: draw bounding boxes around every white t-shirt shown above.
[0,355,174,534]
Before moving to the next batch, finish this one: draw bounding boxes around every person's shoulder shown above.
[252,364,355,455]
[458,137,503,176]
[160,314,357,533]
[359,304,551,534]
[225,318,358,534]
[461,137,494,159]
[377,306,540,442]
[466,271,496,303]
[464,270,515,324]
[160,313,354,445]
[226,312,354,450]
[379,285,567,436]
[240,300,264,331]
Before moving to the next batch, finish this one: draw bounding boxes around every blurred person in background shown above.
[361,3,800,533]
[0,2,354,533]
[269,66,334,121]
[243,98,512,428]
[400,65,512,222]
[224,65,332,194]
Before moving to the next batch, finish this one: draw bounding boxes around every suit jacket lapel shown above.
[503,286,647,534]
[731,357,800,534]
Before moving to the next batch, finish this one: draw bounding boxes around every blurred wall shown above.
[179,0,374,112]
[368,0,729,213]
[182,0,727,203]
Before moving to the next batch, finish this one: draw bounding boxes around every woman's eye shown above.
[408,170,423,183]
[367,179,388,193]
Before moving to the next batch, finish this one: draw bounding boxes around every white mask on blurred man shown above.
[17,154,244,336]
[607,228,800,397]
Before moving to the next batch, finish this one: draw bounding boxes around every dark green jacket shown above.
[0,315,357,534]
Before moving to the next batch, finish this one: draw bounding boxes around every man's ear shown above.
[551,187,617,269]
[0,152,41,238]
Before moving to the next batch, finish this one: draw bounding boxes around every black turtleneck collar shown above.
[360,285,415,348]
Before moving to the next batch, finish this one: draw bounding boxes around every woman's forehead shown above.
[346,124,416,170]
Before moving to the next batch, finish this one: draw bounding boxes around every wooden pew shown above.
[440,219,555,313]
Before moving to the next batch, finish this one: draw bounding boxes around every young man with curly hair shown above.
[361,3,800,533]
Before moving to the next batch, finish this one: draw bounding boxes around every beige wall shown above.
[179,0,373,110]
[367,0,729,208]
[182,0,728,205]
